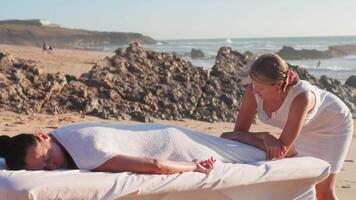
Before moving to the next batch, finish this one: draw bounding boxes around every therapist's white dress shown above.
[255,80,353,173]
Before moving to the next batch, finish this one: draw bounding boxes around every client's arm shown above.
[93,154,215,174]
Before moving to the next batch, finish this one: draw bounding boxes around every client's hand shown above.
[193,157,216,174]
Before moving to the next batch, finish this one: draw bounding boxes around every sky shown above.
[1,0,356,40]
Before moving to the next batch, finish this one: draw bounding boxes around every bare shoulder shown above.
[291,91,316,112]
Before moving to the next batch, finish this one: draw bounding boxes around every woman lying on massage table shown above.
[0,126,217,174]
[1,123,298,175]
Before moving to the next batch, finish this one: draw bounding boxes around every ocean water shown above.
[105,36,356,82]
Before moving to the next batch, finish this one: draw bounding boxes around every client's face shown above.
[25,133,68,170]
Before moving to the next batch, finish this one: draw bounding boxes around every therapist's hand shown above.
[220,131,238,140]
[263,135,287,160]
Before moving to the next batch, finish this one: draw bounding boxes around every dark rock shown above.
[65,74,77,82]
[277,46,332,60]
[345,75,356,88]
[131,112,154,122]
[191,48,205,59]
[277,44,356,60]
[243,51,254,60]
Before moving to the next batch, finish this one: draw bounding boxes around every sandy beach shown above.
[0,44,355,199]
[0,44,113,77]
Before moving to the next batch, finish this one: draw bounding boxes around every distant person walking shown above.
[42,42,54,55]
[316,60,321,67]
[42,42,48,53]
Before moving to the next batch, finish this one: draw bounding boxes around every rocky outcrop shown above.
[43,43,209,121]
[0,20,156,49]
[0,54,67,114]
[345,76,356,88]
[243,51,254,59]
[193,47,248,122]
[0,52,13,68]
[277,45,356,60]
[277,46,332,60]
[1,44,355,121]
[191,48,205,59]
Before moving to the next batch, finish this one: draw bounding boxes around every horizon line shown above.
[157,34,356,41]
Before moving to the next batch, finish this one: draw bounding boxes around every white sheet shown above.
[50,124,267,169]
[0,123,330,200]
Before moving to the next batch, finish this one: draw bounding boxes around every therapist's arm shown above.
[221,84,266,150]
[220,84,297,158]
[222,130,297,159]
[277,91,314,159]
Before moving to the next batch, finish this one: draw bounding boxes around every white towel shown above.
[50,123,266,170]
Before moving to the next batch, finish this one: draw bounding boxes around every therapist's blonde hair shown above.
[249,53,299,92]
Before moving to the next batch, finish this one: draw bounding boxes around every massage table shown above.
[0,123,329,200]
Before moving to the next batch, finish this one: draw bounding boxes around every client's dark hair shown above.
[0,134,38,170]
